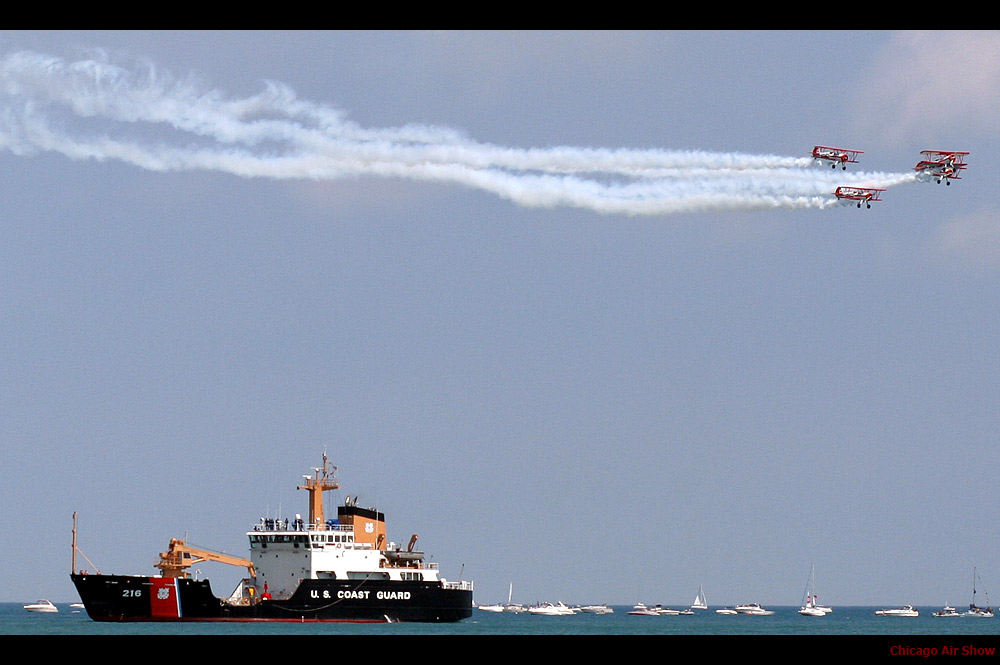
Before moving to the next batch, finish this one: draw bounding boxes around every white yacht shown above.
[23,599,58,613]
[932,605,962,618]
[580,604,614,614]
[735,602,774,615]
[629,603,661,616]
[876,605,919,617]
[477,602,505,612]
[528,601,576,616]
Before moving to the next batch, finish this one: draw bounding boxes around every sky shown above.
[1,30,998,610]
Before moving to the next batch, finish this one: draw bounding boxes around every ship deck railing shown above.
[252,520,354,533]
[443,580,474,591]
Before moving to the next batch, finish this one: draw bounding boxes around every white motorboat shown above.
[736,603,774,616]
[580,604,614,614]
[656,605,682,615]
[477,602,505,612]
[528,601,576,616]
[876,605,919,617]
[715,607,738,615]
[932,605,962,618]
[629,603,661,616]
[691,584,708,610]
[23,599,58,613]
[799,565,832,616]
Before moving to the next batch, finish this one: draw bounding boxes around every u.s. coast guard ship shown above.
[71,454,473,622]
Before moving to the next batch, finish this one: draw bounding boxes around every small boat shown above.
[502,583,527,613]
[966,568,995,618]
[691,584,708,610]
[580,604,614,614]
[477,602,505,612]
[735,602,774,616]
[528,601,576,616]
[932,605,962,618]
[876,605,919,617]
[628,602,661,616]
[23,599,58,613]
[798,565,832,616]
[475,583,508,612]
[715,606,738,615]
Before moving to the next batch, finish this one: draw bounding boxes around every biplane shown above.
[835,186,885,208]
[913,150,969,184]
[812,146,863,170]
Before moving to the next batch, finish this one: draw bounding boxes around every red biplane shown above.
[913,150,969,185]
[835,186,886,208]
[813,146,863,170]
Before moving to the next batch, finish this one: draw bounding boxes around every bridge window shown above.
[347,572,389,581]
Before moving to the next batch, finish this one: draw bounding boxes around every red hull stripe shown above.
[149,577,181,618]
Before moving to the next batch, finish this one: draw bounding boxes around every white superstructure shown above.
[242,454,462,602]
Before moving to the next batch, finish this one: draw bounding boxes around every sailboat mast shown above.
[973,567,978,606]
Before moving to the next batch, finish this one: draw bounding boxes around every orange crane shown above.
[155,538,256,579]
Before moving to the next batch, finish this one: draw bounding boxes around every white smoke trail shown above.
[0,49,921,215]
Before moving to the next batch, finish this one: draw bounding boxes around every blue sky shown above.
[1,30,998,609]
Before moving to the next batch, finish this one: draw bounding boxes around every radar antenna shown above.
[296,452,340,527]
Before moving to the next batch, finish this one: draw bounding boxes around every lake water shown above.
[5,602,1000,645]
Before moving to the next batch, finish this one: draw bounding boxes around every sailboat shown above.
[477,582,516,612]
[966,567,994,618]
[503,582,526,613]
[798,564,832,616]
[691,584,708,610]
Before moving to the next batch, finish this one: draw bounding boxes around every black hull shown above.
[71,573,473,623]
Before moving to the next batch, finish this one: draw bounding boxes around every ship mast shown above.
[71,512,101,575]
[296,453,340,528]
